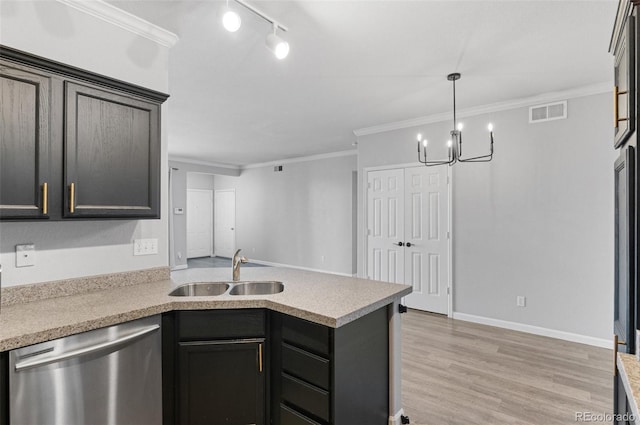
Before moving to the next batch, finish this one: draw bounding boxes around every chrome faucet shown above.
[232,249,248,282]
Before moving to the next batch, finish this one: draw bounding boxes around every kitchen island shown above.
[0,266,411,425]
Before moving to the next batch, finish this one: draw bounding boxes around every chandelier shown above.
[416,73,494,166]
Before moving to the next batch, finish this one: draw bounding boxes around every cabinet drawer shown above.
[281,315,330,356]
[178,310,265,340]
[282,373,330,422]
[280,404,322,425]
[282,343,330,390]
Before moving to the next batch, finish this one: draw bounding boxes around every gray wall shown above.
[214,155,357,275]
[0,1,170,287]
[168,160,239,269]
[357,92,615,340]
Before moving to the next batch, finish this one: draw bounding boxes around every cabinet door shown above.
[0,64,51,219]
[178,339,265,425]
[614,375,632,425]
[64,81,160,218]
[614,16,635,148]
[614,146,635,354]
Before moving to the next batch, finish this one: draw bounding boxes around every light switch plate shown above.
[134,239,158,256]
[16,244,36,267]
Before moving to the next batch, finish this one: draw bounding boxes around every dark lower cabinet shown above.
[271,307,389,425]
[163,309,267,425]
[178,340,265,425]
[0,352,8,425]
[615,375,633,425]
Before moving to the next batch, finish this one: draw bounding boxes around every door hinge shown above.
[447,287,450,295]
[368,182,372,189]
[399,304,408,314]
[447,231,450,239]
[367,229,372,235]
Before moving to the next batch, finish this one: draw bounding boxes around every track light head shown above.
[266,26,289,59]
[223,8,241,32]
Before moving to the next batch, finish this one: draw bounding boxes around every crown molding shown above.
[242,150,358,170]
[169,156,241,170]
[353,81,612,137]
[55,0,179,48]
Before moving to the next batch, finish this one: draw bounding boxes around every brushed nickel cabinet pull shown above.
[69,183,75,213]
[259,343,263,372]
[42,182,48,215]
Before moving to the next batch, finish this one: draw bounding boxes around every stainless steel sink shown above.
[228,281,284,295]
[169,282,230,296]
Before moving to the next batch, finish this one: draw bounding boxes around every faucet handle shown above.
[240,257,248,264]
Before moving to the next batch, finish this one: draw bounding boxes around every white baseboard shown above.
[452,312,611,349]
[388,408,406,425]
[171,264,188,271]
[248,259,353,277]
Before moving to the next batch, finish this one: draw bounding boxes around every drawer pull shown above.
[259,342,263,372]
[69,182,76,213]
[42,182,48,215]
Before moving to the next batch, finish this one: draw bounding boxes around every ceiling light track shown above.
[235,0,288,33]
[222,0,290,59]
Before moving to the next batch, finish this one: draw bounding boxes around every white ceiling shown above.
[109,0,616,166]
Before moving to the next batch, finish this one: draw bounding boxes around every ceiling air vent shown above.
[529,100,567,123]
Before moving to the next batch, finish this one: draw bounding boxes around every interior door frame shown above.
[362,163,453,317]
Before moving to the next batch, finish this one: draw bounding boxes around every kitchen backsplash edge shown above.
[0,267,171,306]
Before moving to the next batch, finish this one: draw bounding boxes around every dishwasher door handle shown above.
[15,324,160,372]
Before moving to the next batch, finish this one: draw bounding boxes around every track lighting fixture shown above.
[222,8,241,32]
[416,73,495,167]
[224,0,290,59]
[266,24,289,59]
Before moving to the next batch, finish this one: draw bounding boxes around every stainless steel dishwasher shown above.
[9,315,162,425]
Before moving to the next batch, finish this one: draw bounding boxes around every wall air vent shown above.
[529,100,567,123]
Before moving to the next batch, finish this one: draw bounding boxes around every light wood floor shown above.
[401,310,612,425]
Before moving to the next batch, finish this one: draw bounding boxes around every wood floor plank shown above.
[401,310,613,425]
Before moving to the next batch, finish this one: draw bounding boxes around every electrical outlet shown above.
[16,244,35,267]
[133,239,158,256]
[516,296,526,307]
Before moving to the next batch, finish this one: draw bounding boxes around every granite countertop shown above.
[0,267,411,352]
[617,353,640,424]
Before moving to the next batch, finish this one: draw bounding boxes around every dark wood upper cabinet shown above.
[64,82,160,218]
[613,15,635,148]
[0,45,168,221]
[0,64,53,219]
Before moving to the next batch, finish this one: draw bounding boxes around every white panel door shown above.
[186,189,213,259]
[214,189,236,258]
[367,169,405,284]
[403,166,449,314]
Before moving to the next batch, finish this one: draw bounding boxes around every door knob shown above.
[406,242,412,247]
[394,242,404,246]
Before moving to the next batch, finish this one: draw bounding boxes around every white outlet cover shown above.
[16,244,36,267]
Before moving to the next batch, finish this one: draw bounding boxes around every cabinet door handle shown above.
[259,343,263,373]
[42,182,48,215]
[69,183,75,213]
[614,85,630,128]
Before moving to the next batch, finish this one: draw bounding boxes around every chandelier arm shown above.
[458,153,494,162]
